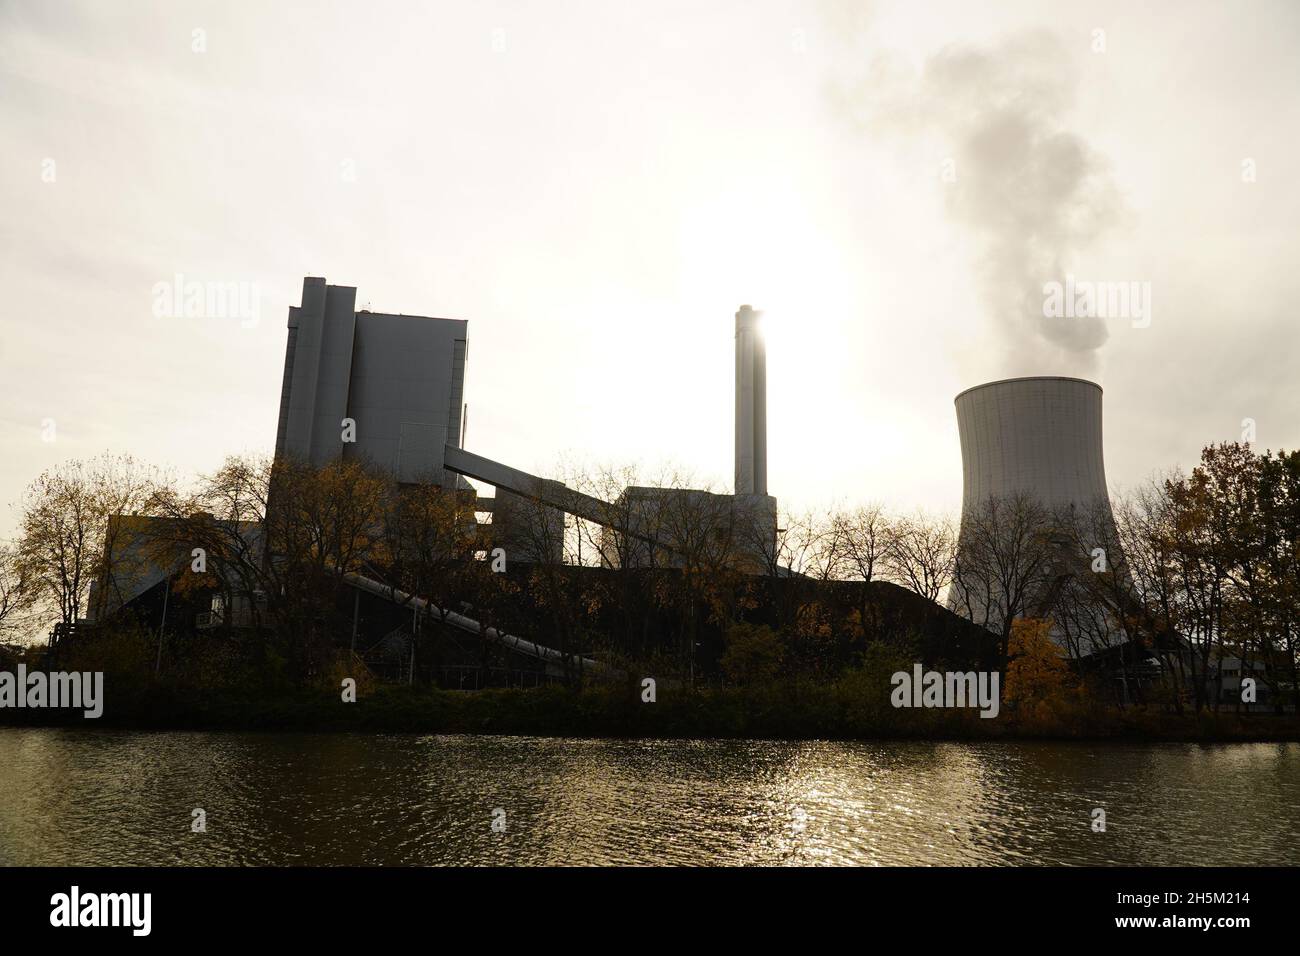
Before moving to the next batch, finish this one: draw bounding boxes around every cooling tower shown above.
[955,376,1111,516]
[950,377,1123,645]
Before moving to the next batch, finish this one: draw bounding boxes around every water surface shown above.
[0,730,1295,865]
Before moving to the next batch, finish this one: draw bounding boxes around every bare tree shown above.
[782,509,836,580]
[570,463,665,669]
[949,492,1056,665]
[649,478,741,683]
[576,463,651,572]
[834,504,890,585]
[883,509,956,604]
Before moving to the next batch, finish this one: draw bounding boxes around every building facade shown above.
[274,276,468,484]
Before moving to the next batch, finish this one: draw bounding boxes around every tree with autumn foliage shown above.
[150,453,390,681]
[1004,617,1076,712]
[17,453,165,631]
[0,541,37,642]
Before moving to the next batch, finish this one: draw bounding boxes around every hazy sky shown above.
[2,0,1298,538]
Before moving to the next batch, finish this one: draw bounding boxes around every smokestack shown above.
[735,305,766,496]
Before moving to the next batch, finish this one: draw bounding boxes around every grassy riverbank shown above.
[3,680,1298,742]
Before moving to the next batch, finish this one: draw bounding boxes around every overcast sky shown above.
[2,0,1298,537]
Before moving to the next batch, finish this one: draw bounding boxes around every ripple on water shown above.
[0,731,1297,866]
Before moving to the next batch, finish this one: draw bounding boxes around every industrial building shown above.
[270,279,778,568]
[82,279,782,678]
[274,276,469,486]
[269,280,783,668]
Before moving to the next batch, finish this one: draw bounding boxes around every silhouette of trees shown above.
[883,509,956,605]
[950,492,1057,666]
[150,454,388,680]
[0,542,36,641]
[31,439,1296,708]
[17,453,163,629]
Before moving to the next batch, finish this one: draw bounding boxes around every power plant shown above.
[269,281,1122,653]
[86,278,1129,672]
[86,279,786,675]
[270,279,778,562]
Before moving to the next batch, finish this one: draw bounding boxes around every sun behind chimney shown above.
[735,304,766,496]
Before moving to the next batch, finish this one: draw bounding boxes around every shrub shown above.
[720,623,785,686]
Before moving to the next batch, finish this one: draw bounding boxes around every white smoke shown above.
[839,32,1125,372]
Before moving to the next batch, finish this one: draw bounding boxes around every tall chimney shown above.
[735,305,766,496]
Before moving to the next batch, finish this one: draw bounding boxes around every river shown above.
[0,729,1295,865]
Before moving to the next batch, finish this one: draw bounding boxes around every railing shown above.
[49,621,86,647]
